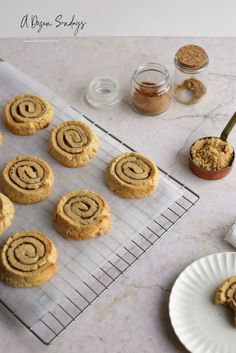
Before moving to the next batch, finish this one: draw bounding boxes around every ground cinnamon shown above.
[131,81,171,115]
[175,78,206,105]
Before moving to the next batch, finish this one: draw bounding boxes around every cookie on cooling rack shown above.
[49,120,99,168]
[53,189,112,240]
[0,193,15,236]
[3,94,53,135]
[105,152,159,198]
[0,230,57,287]
[1,156,54,204]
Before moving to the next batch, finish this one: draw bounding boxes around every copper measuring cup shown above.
[189,112,236,180]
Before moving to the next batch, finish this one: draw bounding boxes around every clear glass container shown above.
[130,63,171,116]
[173,44,209,105]
[86,77,122,108]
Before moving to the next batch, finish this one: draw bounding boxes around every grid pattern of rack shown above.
[0,111,199,344]
[0,60,200,345]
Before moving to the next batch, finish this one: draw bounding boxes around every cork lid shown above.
[176,44,208,69]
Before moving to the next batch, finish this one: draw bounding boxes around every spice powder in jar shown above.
[131,63,172,116]
[173,44,209,105]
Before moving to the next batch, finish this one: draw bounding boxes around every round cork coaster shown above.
[176,44,208,69]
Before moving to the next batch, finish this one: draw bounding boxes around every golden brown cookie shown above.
[105,152,159,198]
[1,156,54,204]
[0,230,57,287]
[215,275,236,326]
[49,120,99,168]
[53,189,112,240]
[0,131,3,145]
[3,94,53,136]
[0,193,15,236]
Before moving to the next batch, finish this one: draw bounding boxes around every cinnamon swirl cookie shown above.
[53,189,112,240]
[1,156,54,204]
[49,120,99,168]
[105,152,159,198]
[0,193,15,236]
[0,230,57,287]
[3,94,53,135]
[215,275,236,326]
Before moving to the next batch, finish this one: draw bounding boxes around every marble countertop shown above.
[0,37,236,353]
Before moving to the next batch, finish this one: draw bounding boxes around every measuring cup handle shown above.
[220,112,236,141]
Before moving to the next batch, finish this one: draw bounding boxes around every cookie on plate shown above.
[0,131,3,145]
[49,120,99,168]
[53,189,112,240]
[0,193,15,236]
[105,152,159,198]
[0,230,57,287]
[1,156,54,204]
[215,275,236,326]
[3,94,53,135]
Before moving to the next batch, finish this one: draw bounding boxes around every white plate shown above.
[169,252,236,353]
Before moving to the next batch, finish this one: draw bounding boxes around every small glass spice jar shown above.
[131,63,171,116]
[173,44,209,105]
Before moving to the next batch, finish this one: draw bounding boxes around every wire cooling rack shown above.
[0,60,200,345]
[1,113,199,344]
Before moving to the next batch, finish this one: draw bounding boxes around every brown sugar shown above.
[191,137,234,171]
[175,78,207,105]
[131,81,172,115]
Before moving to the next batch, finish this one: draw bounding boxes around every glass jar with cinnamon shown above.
[173,44,209,105]
[131,63,172,116]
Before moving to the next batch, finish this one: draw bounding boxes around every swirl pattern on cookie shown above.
[49,120,99,168]
[0,193,15,236]
[0,230,57,287]
[215,275,236,326]
[1,156,54,204]
[105,152,159,198]
[4,94,53,135]
[53,189,112,240]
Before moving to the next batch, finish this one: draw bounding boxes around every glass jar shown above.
[173,44,209,105]
[86,77,122,108]
[131,63,171,116]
